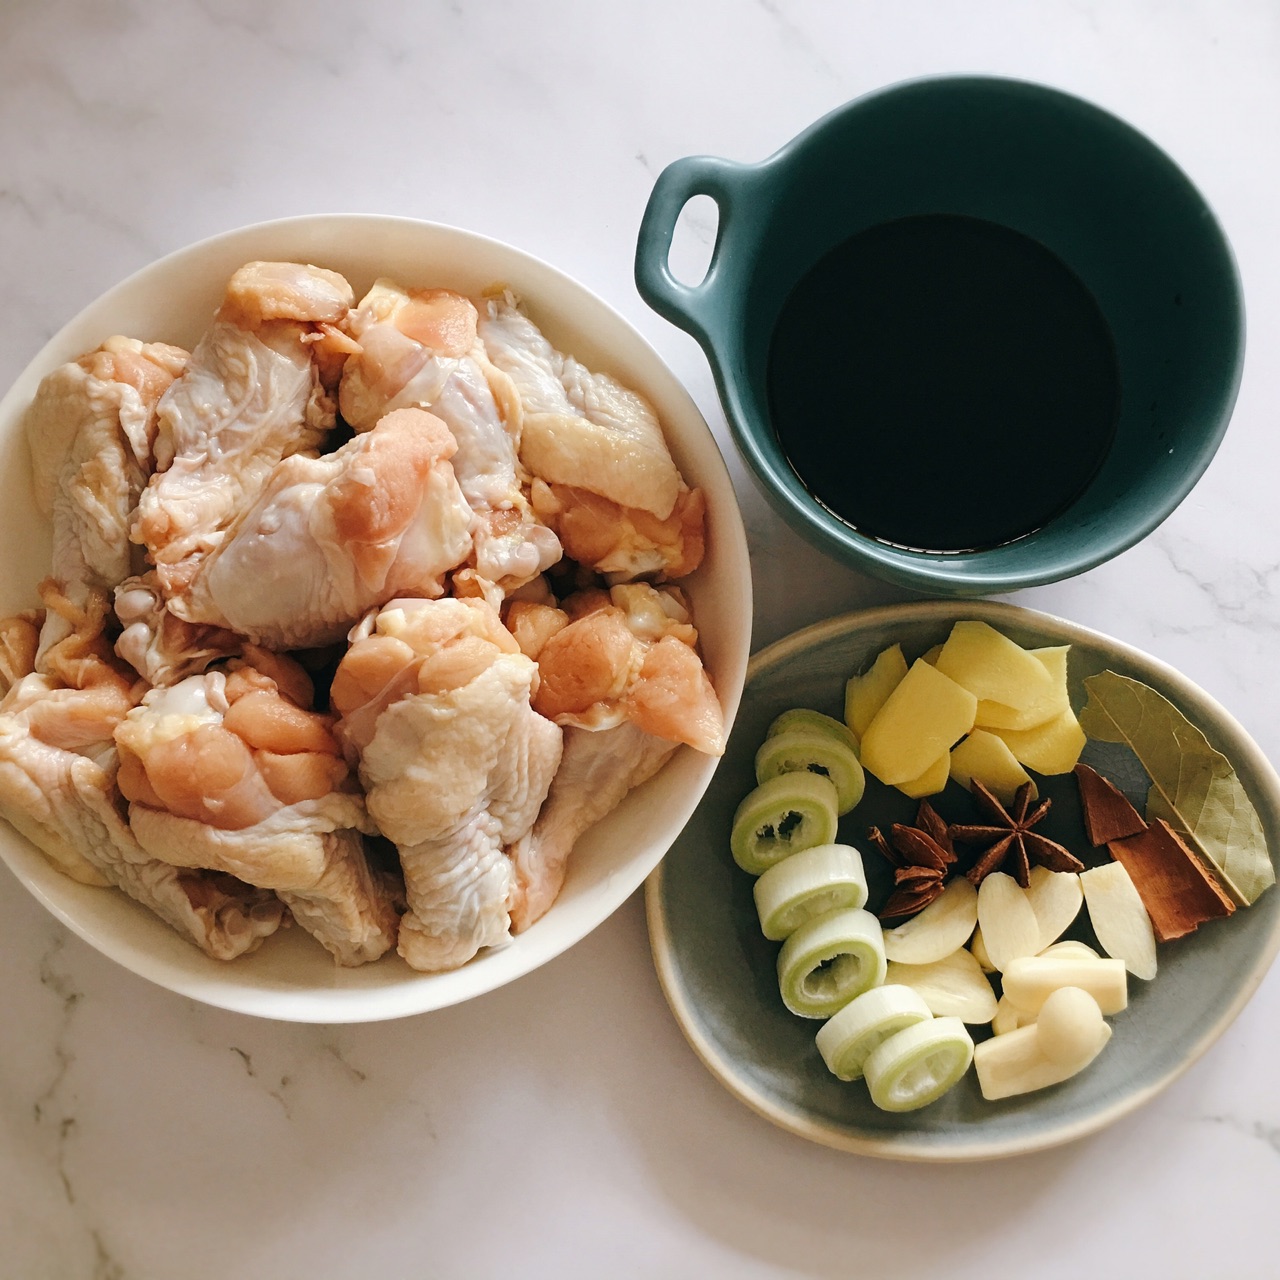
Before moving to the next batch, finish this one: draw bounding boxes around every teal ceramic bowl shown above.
[646,600,1280,1161]
[635,77,1245,596]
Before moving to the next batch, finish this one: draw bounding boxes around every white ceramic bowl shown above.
[0,214,752,1022]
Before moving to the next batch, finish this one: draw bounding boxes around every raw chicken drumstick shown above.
[115,653,399,966]
[339,280,561,602]
[158,407,476,650]
[332,596,563,971]
[132,261,357,598]
[0,587,284,958]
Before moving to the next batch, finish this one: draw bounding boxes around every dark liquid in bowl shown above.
[766,214,1121,553]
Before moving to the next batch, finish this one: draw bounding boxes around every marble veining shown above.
[2,1,1280,1277]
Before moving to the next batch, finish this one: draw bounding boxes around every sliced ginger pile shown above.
[852,620,1086,804]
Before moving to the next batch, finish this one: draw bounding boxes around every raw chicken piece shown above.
[478,294,692,507]
[339,282,491,435]
[339,281,561,598]
[509,582,725,755]
[114,571,245,687]
[0,589,283,958]
[478,295,707,580]
[529,478,704,583]
[115,657,397,966]
[331,597,563,971]
[507,721,677,932]
[23,336,189,659]
[133,261,356,597]
[159,407,475,649]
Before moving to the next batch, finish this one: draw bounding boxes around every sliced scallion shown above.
[754,728,865,814]
[776,907,886,1018]
[862,1016,975,1112]
[815,983,932,1081]
[767,708,860,756]
[729,772,839,875]
[753,843,868,941]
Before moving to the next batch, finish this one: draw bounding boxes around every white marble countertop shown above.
[3,2,1279,1276]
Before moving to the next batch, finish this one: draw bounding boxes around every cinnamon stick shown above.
[1074,763,1147,846]
[1107,819,1236,942]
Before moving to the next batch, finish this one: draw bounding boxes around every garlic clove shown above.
[882,876,978,965]
[1035,986,1107,1071]
[884,946,998,1024]
[1024,866,1083,951]
[1081,861,1158,981]
[1001,953,1128,1017]
[976,871,1041,972]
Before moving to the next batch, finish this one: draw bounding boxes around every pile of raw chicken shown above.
[0,262,724,972]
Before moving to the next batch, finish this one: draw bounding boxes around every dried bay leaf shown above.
[1078,670,1274,905]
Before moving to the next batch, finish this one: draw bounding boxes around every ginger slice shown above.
[1073,762,1148,845]
[1106,819,1236,942]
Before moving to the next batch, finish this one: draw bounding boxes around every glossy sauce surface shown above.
[767,214,1121,552]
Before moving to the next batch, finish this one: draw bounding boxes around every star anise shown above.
[947,781,1083,888]
[868,800,957,920]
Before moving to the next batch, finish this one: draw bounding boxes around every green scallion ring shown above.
[814,984,933,1081]
[776,906,887,1019]
[729,771,840,875]
[862,1016,975,1112]
[767,708,859,756]
[754,728,865,815]
[753,842,868,941]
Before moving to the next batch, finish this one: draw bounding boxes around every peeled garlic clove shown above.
[1025,866,1084,951]
[973,1016,1112,1100]
[1001,954,1128,1017]
[1080,861,1158,981]
[1035,986,1107,1071]
[885,946,998,1024]
[977,871,1041,972]
[882,876,978,965]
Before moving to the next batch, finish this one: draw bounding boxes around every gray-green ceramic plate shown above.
[646,600,1280,1162]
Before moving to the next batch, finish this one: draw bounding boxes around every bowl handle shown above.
[635,155,754,349]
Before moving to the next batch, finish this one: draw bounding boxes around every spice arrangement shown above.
[728,620,1273,1112]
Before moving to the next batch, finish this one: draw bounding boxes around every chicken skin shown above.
[133,261,356,598]
[0,587,283,958]
[507,581,725,754]
[159,407,475,650]
[115,655,398,965]
[332,597,562,971]
[477,295,705,582]
[24,336,189,661]
[339,280,561,600]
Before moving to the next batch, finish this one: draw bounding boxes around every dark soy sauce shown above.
[766,214,1120,553]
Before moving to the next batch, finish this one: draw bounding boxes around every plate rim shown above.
[645,597,1280,1161]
